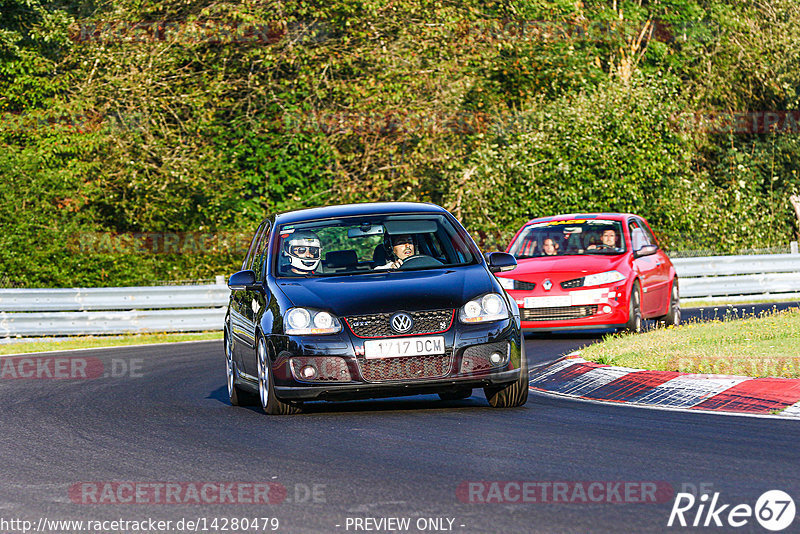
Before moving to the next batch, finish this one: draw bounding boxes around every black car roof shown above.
[273,202,447,226]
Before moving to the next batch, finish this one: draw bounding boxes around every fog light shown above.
[489,352,503,365]
[603,305,611,313]
[300,365,317,379]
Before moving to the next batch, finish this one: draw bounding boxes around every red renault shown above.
[497,213,679,333]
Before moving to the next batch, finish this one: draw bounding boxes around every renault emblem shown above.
[390,312,413,334]
[543,279,552,291]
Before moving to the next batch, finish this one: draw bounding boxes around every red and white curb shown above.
[529,354,800,418]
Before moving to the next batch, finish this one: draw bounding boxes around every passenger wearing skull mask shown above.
[283,230,321,275]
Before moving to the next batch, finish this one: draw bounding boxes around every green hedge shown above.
[1,0,799,286]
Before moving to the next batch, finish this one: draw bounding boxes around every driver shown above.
[374,234,416,270]
[283,230,321,275]
[588,229,618,250]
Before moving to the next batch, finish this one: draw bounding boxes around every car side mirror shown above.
[228,270,259,290]
[633,244,658,259]
[486,252,517,273]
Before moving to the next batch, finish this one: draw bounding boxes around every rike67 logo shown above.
[668,490,796,531]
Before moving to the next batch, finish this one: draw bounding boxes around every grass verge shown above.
[682,297,800,308]
[581,308,800,378]
[0,332,221,356]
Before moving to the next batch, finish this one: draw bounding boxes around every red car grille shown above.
[345,309,454,338]
[357,354,452,382]
[521,305,598,321]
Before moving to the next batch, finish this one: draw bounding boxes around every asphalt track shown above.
[1,305,799,534]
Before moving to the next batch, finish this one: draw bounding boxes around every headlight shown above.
[497,277,515,290]
[459,293,509,323]
[285,307,342,335]
[583,270,626,287]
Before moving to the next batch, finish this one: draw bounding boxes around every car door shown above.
[628,218,661,317]
[231,221,268,374]
[638,217,671,314]
[240,222,271,376]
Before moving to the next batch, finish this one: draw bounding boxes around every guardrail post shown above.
[792,241,799,254]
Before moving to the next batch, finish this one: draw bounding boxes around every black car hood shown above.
[276,265,493,316]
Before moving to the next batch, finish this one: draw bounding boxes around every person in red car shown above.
[588,229,619,251]
[542,238,559,256]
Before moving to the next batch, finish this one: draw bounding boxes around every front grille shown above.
[560,278,584,289]
[516,281,537,291]
[290,357,352,382]
[345,309,454,338]
[460,342,509,374]
[522,305,598,321]
[357,354,452,382]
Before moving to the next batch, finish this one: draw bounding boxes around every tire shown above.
[484,338,529,408]
[257,337,301,415]
[625,281,643,333]
[225,329,253,406]
[662,280,681,327]
[438,388,472,401]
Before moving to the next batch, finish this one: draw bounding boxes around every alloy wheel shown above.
[258,341,269,409]
[225,333,234,396]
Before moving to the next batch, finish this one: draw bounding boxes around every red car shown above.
[496,213,680,333]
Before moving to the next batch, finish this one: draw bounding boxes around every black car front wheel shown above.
[225,329,253,406]
[484,339,529,408]
[257,337,301,415]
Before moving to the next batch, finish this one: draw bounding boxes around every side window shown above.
[242,222,267,271]
[637,218,658,247]
[252,223,272,279]
[628,220,651,251]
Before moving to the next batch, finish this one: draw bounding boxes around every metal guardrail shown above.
[0,308,226,336]
[673,254,800,303]
[2,252,800,336]
[0,284,229,337]
[0,285,231,312]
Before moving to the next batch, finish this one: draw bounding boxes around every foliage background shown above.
[1,0,799,286]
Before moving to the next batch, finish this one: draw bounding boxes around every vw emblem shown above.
[543,279,552,291]
[390,312,413,334]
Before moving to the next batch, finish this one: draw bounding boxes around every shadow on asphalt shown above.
[206,384,528,415]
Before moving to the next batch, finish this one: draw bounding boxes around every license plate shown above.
[364,336,445,359]
[524,296,571,308]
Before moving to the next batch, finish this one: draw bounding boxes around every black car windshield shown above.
[275,214,478,277]
[509,219,627,258]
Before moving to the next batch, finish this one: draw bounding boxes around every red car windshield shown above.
[509,219,627,258]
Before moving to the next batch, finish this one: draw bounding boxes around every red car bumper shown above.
[506,283,630,331]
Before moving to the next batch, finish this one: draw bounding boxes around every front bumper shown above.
[508,285,629,331]
[275,369,520,401]
[263,318,522,401]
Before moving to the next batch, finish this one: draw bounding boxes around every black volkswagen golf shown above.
[224,202,528,414]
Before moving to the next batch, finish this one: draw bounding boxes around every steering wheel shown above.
[398,255,444,270]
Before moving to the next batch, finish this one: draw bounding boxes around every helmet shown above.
[283,230,321,273]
